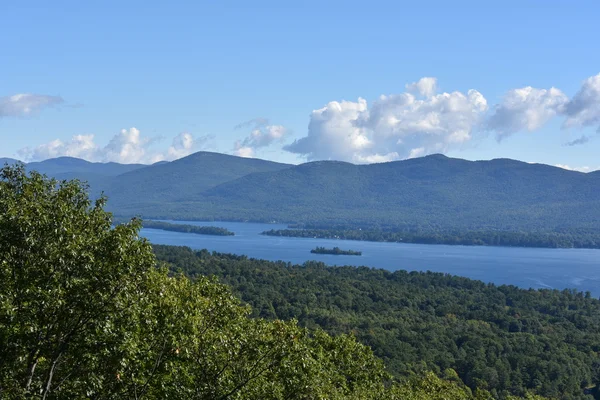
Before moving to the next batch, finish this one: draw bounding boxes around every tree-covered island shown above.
[311,246,362,255]
[263,228,600,249]
[140,220,235,236]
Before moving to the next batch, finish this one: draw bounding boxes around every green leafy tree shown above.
[0,165,157,398]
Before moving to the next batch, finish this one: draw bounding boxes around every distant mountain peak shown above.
[0,157,20,164]
[423,153,449,159]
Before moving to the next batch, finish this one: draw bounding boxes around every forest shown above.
[155,245,600,400]
[1,165,550,399]
[263,228,600,249]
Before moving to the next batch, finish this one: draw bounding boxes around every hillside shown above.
[26,156,147,177]
[101,151,292,211]
[0,158,19,165]
[10,152,600,233]
[188,154,600,231]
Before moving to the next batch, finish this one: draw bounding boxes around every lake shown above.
[141,221,600,297]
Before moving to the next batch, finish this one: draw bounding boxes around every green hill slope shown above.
[194,154,600,231]
[102,151,292,213]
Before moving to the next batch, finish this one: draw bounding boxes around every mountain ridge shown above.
[4,151,599,232]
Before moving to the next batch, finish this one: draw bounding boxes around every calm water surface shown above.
[141,221,600,296]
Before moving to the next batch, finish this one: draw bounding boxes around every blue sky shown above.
[1,1,599,170]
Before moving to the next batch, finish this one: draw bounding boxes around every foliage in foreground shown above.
[0,165,547,399]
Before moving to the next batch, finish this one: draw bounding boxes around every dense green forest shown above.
[1,165,552,399]
[141,220,235,236]
[311,246,362,255]
[154,245,600,399]
[263,228,600,249]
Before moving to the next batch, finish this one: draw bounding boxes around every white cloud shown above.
[18,128,212,164]
[353,152,400,164]
[285,73,600,164]
[285,80,487,163]
[487,87,568,140]
[284,98,373,162]
[233,146,255,158]
[18,134,99,161]
[405,77,438,98]
[555,164,599,173]
[0,93,64,117]
[153,132,214,162]
[486,73,600,140]
[233,119,288,157]
[102,128,149,164]
[563,73,600,130]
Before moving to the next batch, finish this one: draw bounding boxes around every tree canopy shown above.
[155,245,600,399]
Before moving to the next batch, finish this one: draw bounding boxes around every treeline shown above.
[155,245,600,399]
[141,220,235,236]
[311,246,362,256]
[263,228,600,249]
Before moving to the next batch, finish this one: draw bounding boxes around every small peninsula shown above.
[310,246,362,256]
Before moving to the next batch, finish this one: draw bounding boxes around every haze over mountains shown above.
[3,152,599,232]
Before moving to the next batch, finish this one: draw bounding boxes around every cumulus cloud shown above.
[555,164,599,173]
[233,118,288,158]
[101,128,151,164]
[285,73,600,163]
[0,94,64,117]
[18,128,212,164]
[18,134,99,161]
[405,77,438,98]
[487,87,568,140]
[285,79,487,163]
[284,98,373,162]
[563,73,600,129]
[486,73,600,140]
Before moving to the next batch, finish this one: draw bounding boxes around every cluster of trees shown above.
[263,228,600,249]
[141,220,235,236]
[155,245,600,399]
[1,165,549,399]
[310,246,362,256]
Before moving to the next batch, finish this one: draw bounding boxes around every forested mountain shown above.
[101,151,291,208]
[4,152,600,233]
[26,156,147,177]
[0,158,18,165]
[0,152,292,212]
[197,155,600,230]
[155,245,600,399]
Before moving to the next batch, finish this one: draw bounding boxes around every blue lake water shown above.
[141,221,600,297]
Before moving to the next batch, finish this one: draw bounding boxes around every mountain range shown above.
[3,152,599,232]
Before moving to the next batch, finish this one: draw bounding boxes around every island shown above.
[310,246,362,256]
[141,220,235,236]
[262,228,600,249]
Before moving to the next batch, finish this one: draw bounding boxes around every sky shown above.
[1,1,600,171]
